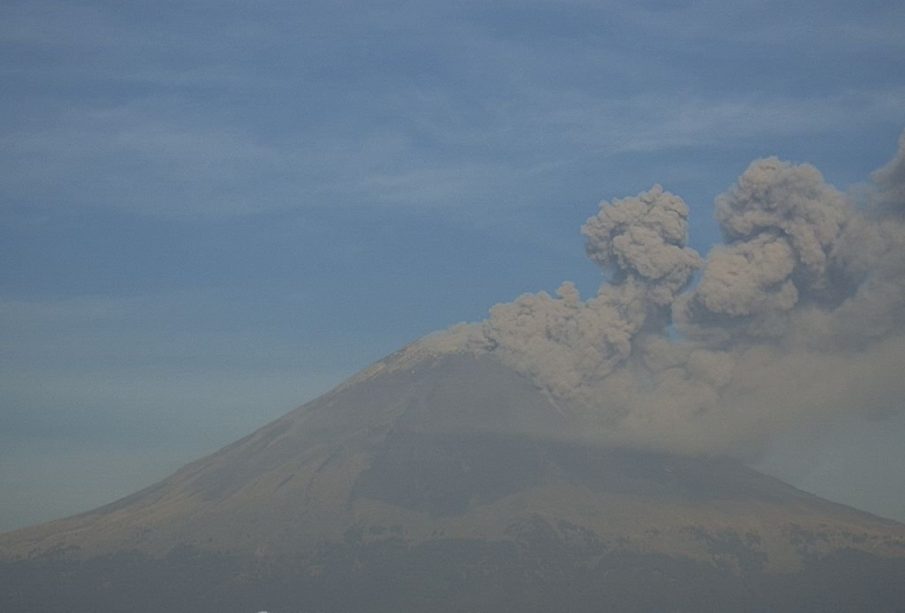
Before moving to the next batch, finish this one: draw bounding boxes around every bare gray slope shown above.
[0,349,563,557]
[2,349,903,569]
[2,345,905,612]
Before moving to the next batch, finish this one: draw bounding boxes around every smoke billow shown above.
[581,185,703,306]
[475,133,905,456]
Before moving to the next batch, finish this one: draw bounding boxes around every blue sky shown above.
[2,0,905,530]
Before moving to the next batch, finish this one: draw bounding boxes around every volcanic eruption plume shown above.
[473,132,905,456]
[5,135,905,613]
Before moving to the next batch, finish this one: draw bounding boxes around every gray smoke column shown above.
[484,186,700,409]
[581,185,703,306]
[477,132,905,456]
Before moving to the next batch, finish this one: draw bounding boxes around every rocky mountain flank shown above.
[2,340,904,612]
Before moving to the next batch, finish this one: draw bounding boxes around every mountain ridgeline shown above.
[2,341,905,612]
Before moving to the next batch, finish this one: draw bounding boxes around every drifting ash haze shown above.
[463,131,905,457]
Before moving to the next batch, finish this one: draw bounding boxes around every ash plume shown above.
[475,132,905,456]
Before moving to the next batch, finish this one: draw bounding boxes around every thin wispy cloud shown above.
[3,1,904,219]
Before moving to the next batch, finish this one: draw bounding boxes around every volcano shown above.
[2,336,905,612]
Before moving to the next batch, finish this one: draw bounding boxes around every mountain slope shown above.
[2,344,905,612]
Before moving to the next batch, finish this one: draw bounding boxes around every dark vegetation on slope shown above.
[3,532,905,613]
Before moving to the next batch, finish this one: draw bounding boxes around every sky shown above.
[2,0,905,532]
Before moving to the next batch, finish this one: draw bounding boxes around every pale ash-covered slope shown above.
[2,336,903,571]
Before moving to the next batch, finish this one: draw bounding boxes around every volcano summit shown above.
[4,138,905,612]
[2,339,905,612]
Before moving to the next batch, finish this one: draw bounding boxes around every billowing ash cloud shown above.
[674,157,850,340]
[873,132,905,210]
[484,185,700,405]
[475,132,905,456]
[581,185,703,306]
